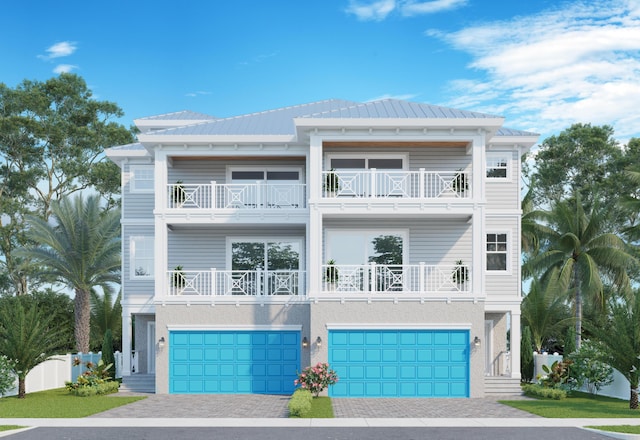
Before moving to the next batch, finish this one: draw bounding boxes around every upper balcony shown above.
[321,169,471,199]
[167,182,307,210]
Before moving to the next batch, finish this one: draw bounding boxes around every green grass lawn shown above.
[0,426,26,432]
[501,392,640,418]
[588,425,640,434]
[0,388,145,418]
[291,397,334,418]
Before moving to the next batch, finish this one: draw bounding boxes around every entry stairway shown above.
[484,376,522,396]
[120,374,156,393]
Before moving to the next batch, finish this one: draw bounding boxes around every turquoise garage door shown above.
[169,330,300,394]
[329,329,469,397]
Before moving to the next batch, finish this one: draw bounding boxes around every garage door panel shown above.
[329,329,469,398]
[169,330,300,394]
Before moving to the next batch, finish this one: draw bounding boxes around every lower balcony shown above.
[165,263,470,297]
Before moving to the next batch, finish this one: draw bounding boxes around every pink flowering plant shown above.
[294,362,338,397]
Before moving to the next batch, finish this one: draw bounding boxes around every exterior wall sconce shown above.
[302,337,309,348]
[316,336,322,347]
[473,336,481,347]
[158,336,165,348]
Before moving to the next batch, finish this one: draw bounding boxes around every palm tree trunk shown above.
[631,386,639,410]
[574,263,582,350]
[74,288,91,353]
[18,377,25,399]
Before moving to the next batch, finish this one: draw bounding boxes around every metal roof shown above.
[496,127,539,137]
[136,110,217,121]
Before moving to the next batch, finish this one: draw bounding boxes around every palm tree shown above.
[90,289,122,351]
[0,299,64,398]
[521,268,573,352]
[588,290,640,409]
[524,194,638,349]
[19,194,120,353]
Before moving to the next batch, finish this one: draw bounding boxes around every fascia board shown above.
[104,148,152,167]
[294,117,505,130]
[137,134,297,144]
[489,135,540,153]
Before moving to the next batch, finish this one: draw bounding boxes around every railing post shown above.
[370,168,377,198]
[256,268,262,296]
[419,168,425,198]
[370,262,376,293]
[211,268,217,296]
[419,262,426,293]
[211,181,216,209]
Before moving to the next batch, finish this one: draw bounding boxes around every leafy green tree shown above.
[0,355,16,396]
[0,299,64,398]
[31,289,75,353]
[524,195,638,349]
[520,326,534,382]
[0,74,134,295]
[91,289,122,352]
[521,270,572,352]
[527,123,622,209]
[588,291,640,409]
[18,194,120,353]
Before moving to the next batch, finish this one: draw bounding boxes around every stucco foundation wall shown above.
[155,303,311,394]
[309,301,486,397]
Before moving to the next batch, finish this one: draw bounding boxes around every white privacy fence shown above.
[1,351,123,398]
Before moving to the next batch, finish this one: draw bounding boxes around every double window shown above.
[486,154,509,179]
[486,233,508,271]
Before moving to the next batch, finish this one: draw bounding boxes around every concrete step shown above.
[484,376,522,396]
[120,374,156,393]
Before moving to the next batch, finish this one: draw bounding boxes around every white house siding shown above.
[155,303,311,394]
[310,301,485,397]
[167,158,307,185]
[322,218,472,266]
[123,163,155,219]
[485,215,520,298]
[167,225,306,271]
[123,224,155,297]
[485,149,520,210]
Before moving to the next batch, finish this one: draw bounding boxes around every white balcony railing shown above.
[167,269,304,296]
[167,182,306,209]
[322,169,470,199]
[321,263,471,294]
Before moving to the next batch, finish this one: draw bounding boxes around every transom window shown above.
[130,236,154,279]
[486,155,509,179]
[330,157,404,170]
[130,165,154,192]
[486,233,508,271]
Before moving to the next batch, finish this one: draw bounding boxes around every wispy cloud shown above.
[53,64,78,74]
[367,93,419,101]
[346,0,466,21]
[185,91,211,98]
[38,41,77,60]
[432,0,640,139]
[238,51,279,67]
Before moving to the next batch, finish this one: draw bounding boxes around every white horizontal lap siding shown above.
[322,219,471,265]
[485,150,519,210]
[168,226,306,271]
[485,216,519,297]
[123,225,155,297]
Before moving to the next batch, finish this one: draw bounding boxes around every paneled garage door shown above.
[329,329,469,397]
[169,330,300,394]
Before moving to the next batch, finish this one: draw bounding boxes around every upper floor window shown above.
[486,233,508,271]
[130,236,154,279]
[486,154,509,179]
[130,165,154,193]
[329,156,405,170]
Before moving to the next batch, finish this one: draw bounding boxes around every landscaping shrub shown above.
[66,358,119,397]
[0,355,16,396]
[566,340,613,395]
[522,383,567,400]
[288,388,312,417]
[101,329,116,379]
[294,362,338,397]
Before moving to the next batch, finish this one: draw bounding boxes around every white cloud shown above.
[53,64,78,74]
[185,91,211,98]
[346,0,465,21]
[433,0,640,139]
[39,41,77,60]
[366,93,419,101]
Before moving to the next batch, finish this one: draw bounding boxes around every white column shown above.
[122,307,132,375]
[308,134,323,296]
[510,309,522,379]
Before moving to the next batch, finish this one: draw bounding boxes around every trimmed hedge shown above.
[522,383,567,400]
[288,388,312,417]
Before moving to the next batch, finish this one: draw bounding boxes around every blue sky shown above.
[2,0,640,144]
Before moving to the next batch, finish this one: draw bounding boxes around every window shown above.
[130,166,154,192]
[486,233,508,271]
[131,236,154,279]
[486,155,509,179]
[329,157,404,170]
[326,230,405,265]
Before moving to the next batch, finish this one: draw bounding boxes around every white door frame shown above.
[147,321,156,374]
